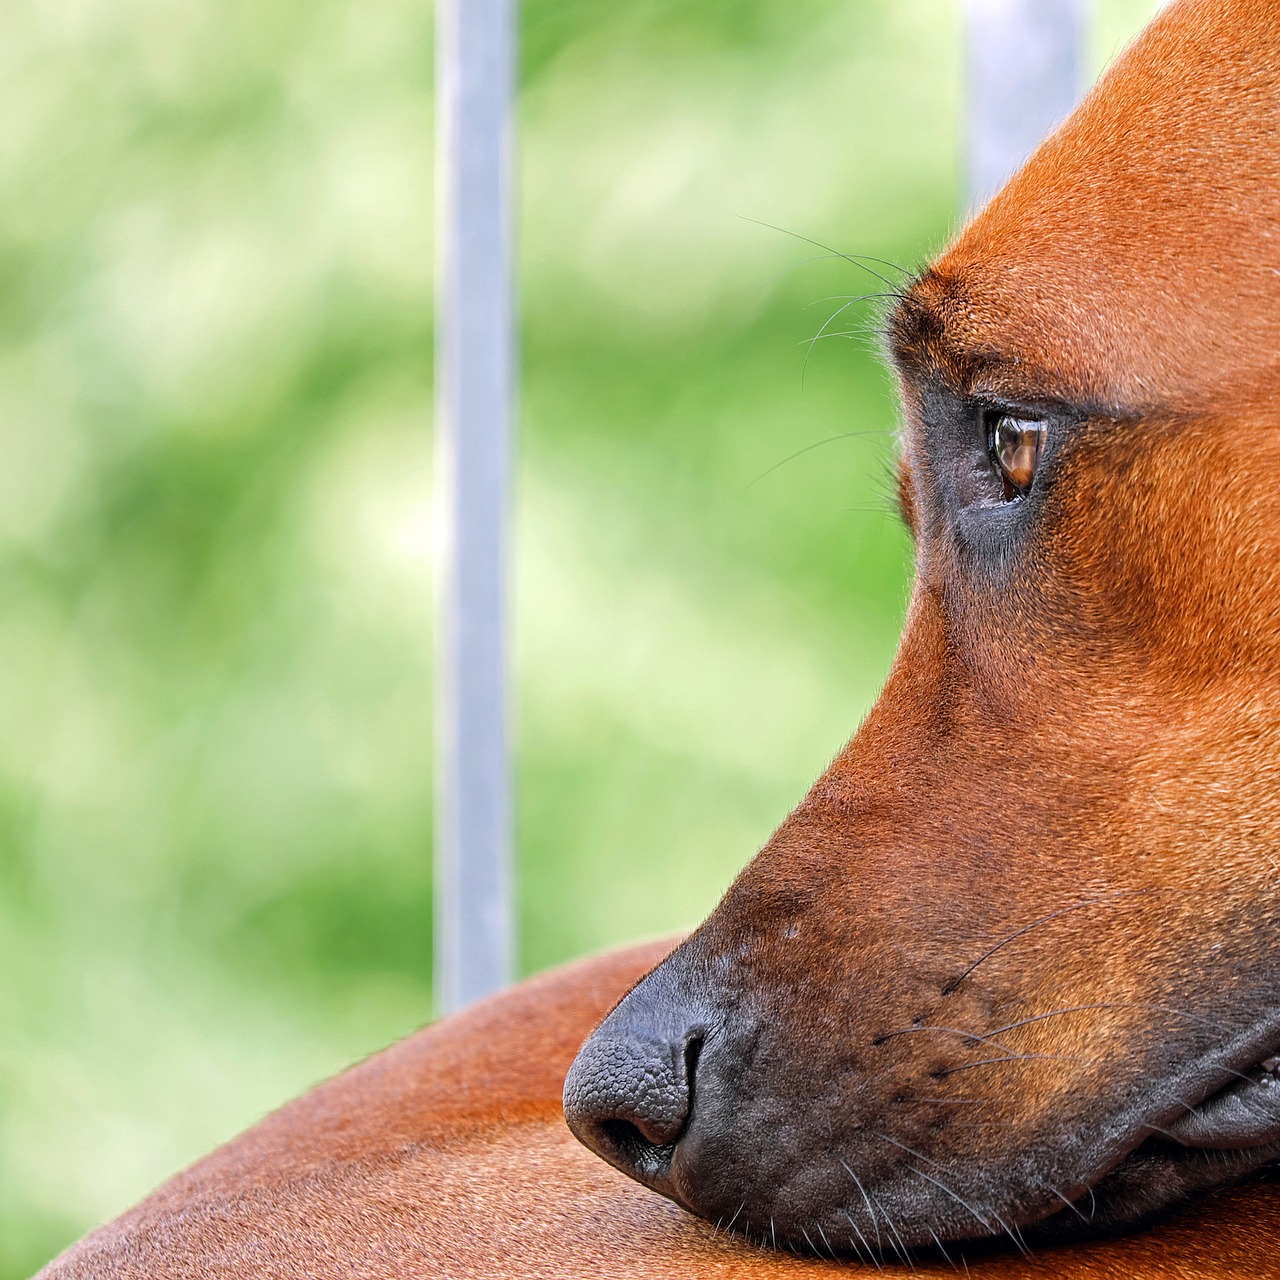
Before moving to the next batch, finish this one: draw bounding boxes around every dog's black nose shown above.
[562,979,705,1192]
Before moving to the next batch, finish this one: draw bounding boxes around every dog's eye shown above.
[987,414,1045,502]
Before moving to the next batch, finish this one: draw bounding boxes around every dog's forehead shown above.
[893,0,1280,414]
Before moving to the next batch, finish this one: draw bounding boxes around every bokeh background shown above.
[2,1,1160,1273]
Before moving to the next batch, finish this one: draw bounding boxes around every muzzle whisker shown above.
[943,891,1162,995]
[813,1221,841,1261]
[875,1023,1022,1054]
[868,1191,917,1271]
[876,1131,1033,1257]
[1031,1176,1092,1223]
[905,1164,992,1237]
[982,1000,1231,1040]
[924,1223,960,1270]
[734,215,912,292]
[827,1223,859,1265]
[874,1132,1004,1245]
[803,326,886,347]
[988,1207,1031,1258]
[801,298,883,385]
[935,1051,1090,1078]
[898,1096,994,1106]
[874,1131,968,1180]
[756,251,865,299]
[804,292,907,308]
[839,1157,886,1256]
[839,1206,881,1269]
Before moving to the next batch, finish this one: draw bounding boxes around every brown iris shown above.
[990,415,1045,501]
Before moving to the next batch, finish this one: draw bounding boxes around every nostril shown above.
[563,1025,705,1188]
[600,1118,678,1180]
[684,1031,704,1097]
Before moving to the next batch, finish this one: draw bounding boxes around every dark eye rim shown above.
[950,397,1081,564]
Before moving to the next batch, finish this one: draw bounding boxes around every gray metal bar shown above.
[434,0,515,1013]
[964,0,1090,209]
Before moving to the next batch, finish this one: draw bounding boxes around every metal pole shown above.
[434,0,515,1013]
[964,0,1090,209]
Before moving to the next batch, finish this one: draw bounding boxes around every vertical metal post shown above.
[434,0,515,1013]
[964,0,1090,209]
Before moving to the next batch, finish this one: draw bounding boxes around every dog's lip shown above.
[1108,1019,1280,1155]
[1159,1051,1280,1150]
[1015,1030,1280,1244]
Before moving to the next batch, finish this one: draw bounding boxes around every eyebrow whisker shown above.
[736,214,913,294]
[746,429,894,489]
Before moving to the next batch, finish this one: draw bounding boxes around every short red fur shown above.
[37,0,1280,1275]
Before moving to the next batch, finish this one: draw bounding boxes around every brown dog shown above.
[37,0,1280,1275]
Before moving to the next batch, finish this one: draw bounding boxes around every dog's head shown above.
[564,0,1280,1258]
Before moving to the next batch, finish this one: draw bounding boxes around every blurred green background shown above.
[1,0,1158,1273]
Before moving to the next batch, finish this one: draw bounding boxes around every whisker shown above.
[898,1096,993,1106]
[935,1052,1087,1078]
[1193,1061,1263,1088]
[736,214,912,292]
[1031,1177,1091,1223]
[801,325,890,346]
[758,251,860,299]
[803,291,901,309]
[840,1207,881,1269]
[925,1224,958,1269]
[906,1165,991,1236]
[984,1000,1230,1040]
[988,1206,1030,1257]
[875,1132,978,1188]
[814,1221,840,1262]
[800,295,903,321]
[801,295,886,386]
[746,429,893,489]
[839,1158,885,1255]
[876,1023,1020,1053]
[943,890,1160,995]
[878,1127,1023,1256]
[1141,1120,1189,1142]
[870,1191,916,1271]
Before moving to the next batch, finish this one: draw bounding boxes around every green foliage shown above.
[1,1,1158,1275]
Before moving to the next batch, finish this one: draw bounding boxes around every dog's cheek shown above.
[1011,416,1280,674]
[1023,413,1280,933]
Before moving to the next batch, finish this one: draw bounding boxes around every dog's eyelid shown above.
[971,391,1078,422]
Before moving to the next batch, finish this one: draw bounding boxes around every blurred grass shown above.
[0,0,1159,1275]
